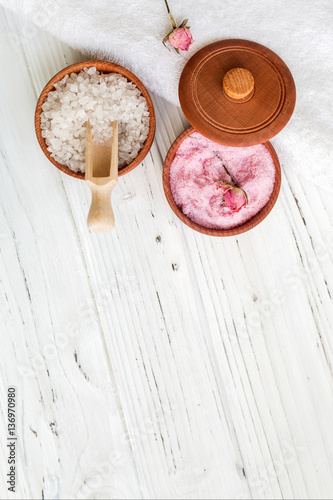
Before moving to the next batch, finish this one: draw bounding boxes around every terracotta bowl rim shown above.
[34,59,156,179]
[162,126,281,237]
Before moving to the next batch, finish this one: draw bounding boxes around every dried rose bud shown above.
[168,27,194,51]
[224,186,248,212]
[217,182,248,212]
[162,1,193,54]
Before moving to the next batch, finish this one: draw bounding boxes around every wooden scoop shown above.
[85,120,118,232]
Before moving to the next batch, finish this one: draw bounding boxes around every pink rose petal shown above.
[168,27,194,51]
[224,187,248,212]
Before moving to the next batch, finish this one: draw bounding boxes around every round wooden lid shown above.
[179,39,296,147]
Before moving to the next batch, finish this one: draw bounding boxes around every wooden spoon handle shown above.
[87,180,117,232]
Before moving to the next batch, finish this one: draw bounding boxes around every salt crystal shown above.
[59,130,70,141]
[76,109,86,120]
[50,138,62,149]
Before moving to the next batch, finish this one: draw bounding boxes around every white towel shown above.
[2,0,333,188]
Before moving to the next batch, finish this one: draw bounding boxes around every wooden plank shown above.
[0,9,140,500]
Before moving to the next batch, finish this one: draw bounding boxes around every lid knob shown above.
[223,68,254,102]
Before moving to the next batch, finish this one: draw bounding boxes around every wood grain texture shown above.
[179,39,296,146]
[1,7,333,500]
[34,60,156,180]
[163,126,281,237]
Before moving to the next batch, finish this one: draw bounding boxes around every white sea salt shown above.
[40,67,150,172]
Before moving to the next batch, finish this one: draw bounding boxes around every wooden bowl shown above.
[35,60,156,179]
[163,127,281,237]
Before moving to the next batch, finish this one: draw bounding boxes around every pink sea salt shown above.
[169,131,276,230]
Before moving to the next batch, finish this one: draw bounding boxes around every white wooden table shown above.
[1,8,333,500]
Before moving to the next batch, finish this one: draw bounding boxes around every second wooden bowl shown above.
[35,60,156,179]
[163,127,281,237]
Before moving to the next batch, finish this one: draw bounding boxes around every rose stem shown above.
[164,0,171,13]
[214,151,236,185]
[163,0,176,28]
